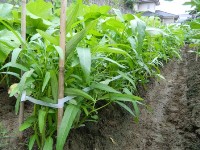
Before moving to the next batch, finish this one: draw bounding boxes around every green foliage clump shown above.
[0,0,184,149]
[184,0,200,52]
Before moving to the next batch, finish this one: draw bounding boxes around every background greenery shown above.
[0,0,194,149]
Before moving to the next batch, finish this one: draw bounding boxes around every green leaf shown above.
[37,29,59,45]
[95,46,132,59]
[18,69,34,92]
[1,62,28,72]
[0,72,20,79]
[50,70,58,102]
[11,48,22,63]
[66,22,94,56]
[19,122,32,131]
[116,101,135,116]
[0,3,13,20]
[84,12,102,21]
[26,0,53,20]
[29,135,36,150]
[15,96,21,115]
[0,29,21,63]
[54,46,64,60]
[190,21,200,29]
[43,137,53,150]
[82,106,89,116]
[118,71,136,89]
[19,116,37,131]
[10,83,19,98]
[155,74,166,80]
[26,12,51,34]
[128,37,137,56]
[123,88,132,95]
[56,104,80,150]
[130,17,146,51]
[146,27,167,36]
[38,109,47,134]
[113,8,124,22]
[93,56,126,68]
[42,72,51,92]
[0,21,24,44]
[66,2,80,33]
[103,18,125,31]
[77,47,91,83]
[132,101,140,122]
[91,82,120,93]
[102,93,143,102]
[64,88,94,101]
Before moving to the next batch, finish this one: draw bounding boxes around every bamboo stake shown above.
[19,0,26,139]
[57,0,67,132]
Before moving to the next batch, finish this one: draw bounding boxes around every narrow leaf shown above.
[56,104,80,150]
[64,88,94,101]
[66,2,80,33]
[118,71,136,89]
[36,29,59,45]
[155,74,166,80]
[1,62,28,72]
[29,135,36,150]
[116,101,135,116]
[19,121,33,131]
[38,109,47,134]
[54,45,64,60]
[96,46,132,59]
[42,72,51,92]
[77,47,91,82]
[18,69,34,92]
[0,20,24,44]
[43,137,53,150]
[11,48,22,63]
[132,101,140,122]
[66,22,94,56]
[93,56,126,68]
[91,82,120,93]
[101,93,143,102]
[0,72,20,79]
[50,70,58,102]
[19,116,36,131]
[113,8,124,22]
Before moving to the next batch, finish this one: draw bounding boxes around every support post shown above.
[19,0,26,139]
[57,0,67,132]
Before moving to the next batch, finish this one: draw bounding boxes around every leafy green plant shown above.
[0,0,185,149]
[184,0,200,52]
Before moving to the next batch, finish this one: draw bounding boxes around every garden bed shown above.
[1,46,200,149]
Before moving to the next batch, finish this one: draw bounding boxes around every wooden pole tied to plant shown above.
[57,0,67,132]
[19,0,26,139]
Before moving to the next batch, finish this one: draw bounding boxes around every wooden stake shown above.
[57,0,67,132]
[19,0,26,139]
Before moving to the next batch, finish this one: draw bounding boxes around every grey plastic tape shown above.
[20,87,91,108]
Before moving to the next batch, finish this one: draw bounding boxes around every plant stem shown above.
[77,101,111,127]
[0,75,7,85]
[57,0,67,133]
[18,0,26,139]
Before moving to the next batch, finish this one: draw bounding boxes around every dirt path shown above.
[129,48,190,149]
[1,47,200,150]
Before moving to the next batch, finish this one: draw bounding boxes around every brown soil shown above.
[1,47,200,150]
[0,89,23,149]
